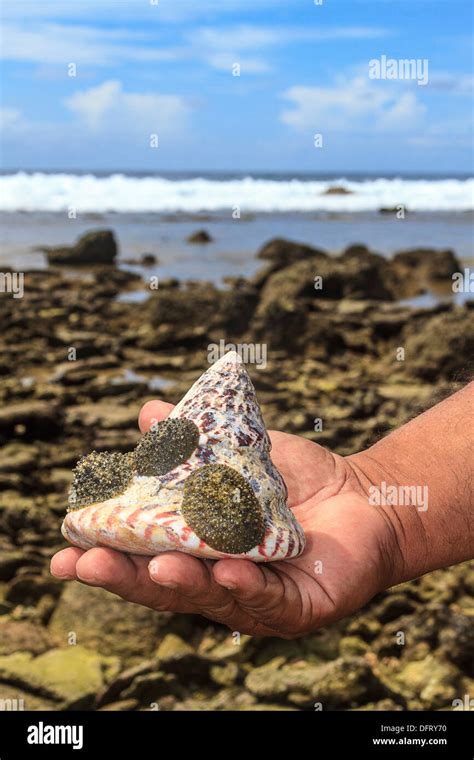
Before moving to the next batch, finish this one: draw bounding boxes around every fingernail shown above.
[148,559,177,589]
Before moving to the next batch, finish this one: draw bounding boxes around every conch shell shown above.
[61,352,305,562]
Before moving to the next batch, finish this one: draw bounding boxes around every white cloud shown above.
[280,76,426,132]
[0,107,24,131]
[191,24,390,72]
[1,23,183,66]
[1,18,390,72]
[64,80,190,134]
[428,73,474,94]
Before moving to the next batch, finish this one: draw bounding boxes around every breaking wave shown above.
[1,172,473,213]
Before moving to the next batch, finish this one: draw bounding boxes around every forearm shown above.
[348,382,474,586]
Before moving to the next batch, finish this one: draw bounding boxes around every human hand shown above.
[51,400,400,638]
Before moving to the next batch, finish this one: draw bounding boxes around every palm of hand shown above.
[51,402,394,638]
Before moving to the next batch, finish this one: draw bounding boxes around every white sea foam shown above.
[0,173,472,213]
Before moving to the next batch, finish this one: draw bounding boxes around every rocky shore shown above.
[0,231,473,711]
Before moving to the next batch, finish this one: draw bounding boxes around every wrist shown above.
[346,448,430,588]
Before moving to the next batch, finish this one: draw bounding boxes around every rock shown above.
[439,613,474,675]
[339,636,370,657]
[120,672,180,703]
[156,634,194,660]
[209,661,240,687]
[98,698,139,711]
[403,308,474,381]
[379,207,406,215]
[322,186,353,195]
[372,593,417,624]
[256,250,393,309]
[246,657,386,708]
[385,654,460,708]
[95,661,157,707]
[5,575,62,605]
[141,253,157,266]
[354,698,404,710]
[0,683,57,711]
[0,619,52,656]
[49,583,169,662]
[346,614,381,642]
[0,402,62,442]
[0,444,39,473]
[253,297,308,352]
[0,646,119,703]
[187,230,212,244]
[256,238,328,270]
[45,230,117,266]
[392,248,460,283]
[0,552,28,581]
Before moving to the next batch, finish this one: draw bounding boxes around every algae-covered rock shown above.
[0,683,57,711]
[381,654,460,709]
[246,656,385,709]
[339,636,370,657]
[156,633,194,660]
[0,619,52,656]
[49,582,169,662]
[120,672,180,703]
[0,646,119,703]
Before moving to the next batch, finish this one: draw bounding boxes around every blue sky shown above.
[1,0,473,173]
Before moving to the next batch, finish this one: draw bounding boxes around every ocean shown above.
[0,172,472,284]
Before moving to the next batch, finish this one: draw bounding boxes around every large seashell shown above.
[61,352,305,562]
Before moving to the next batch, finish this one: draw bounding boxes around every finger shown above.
[139,400,174,432]
[72,547,198,612]
[50,547,85,579]
[213,559,284,605]
[213,559,306,633]
[148,552,228,602]
[148,552,270,632]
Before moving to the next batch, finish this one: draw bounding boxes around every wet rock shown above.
[49,583,169,662]
[156,634,194,660]
[253,297,308,352]
[379,207,407,215]
[383,654,460,708]
[339,636,370,657]
[246,657,386,708]
[44,230,117,266]
[353,698,404,710]
[98,698,139,711]
[372,593,417,624]
[95,660,157,707]
[0,619,52,656]
[187,230,212,244]
[5,575,62,606]
[257,238,328,270]
[0,684,57,711]
[120,672,180,704]
[403,308,474,381]
[392,248,460,284]
[0,552,28,581]
[0,444,39,473]
[0,402,62,442]
[323,186,353,195]
[439,613,474,675]
[0,646,119,704]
